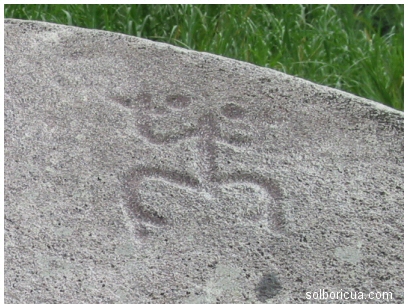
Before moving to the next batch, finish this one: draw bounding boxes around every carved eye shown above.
[166,94,191,109]
[221,103,246,119]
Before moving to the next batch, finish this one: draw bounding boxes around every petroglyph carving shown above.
[121,93,285,238]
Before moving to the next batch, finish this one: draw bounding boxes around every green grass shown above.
[5,4,404,110]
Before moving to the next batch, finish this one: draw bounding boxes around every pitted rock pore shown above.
[4,19,404,304]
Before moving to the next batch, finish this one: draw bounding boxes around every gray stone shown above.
[4,19,403,303]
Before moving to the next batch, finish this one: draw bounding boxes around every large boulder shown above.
[4,19,403,303]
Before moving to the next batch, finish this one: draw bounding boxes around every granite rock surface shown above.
[4,19,404,303]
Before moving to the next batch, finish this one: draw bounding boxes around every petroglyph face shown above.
[116,91,285,302]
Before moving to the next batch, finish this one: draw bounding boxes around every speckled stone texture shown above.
[4,19,404,303]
